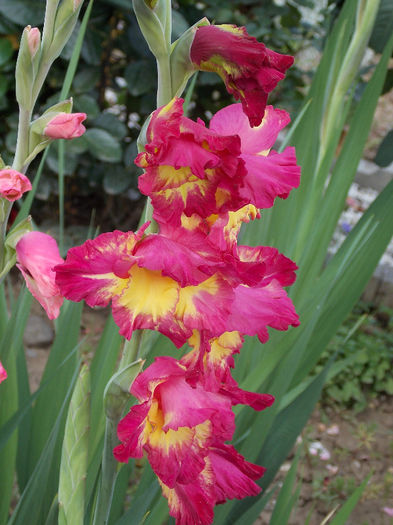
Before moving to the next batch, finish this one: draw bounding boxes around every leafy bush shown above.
[318,302,393,411]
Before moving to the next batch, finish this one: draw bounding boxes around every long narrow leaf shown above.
[58,365,90,525]
[9,363,80,525]
[328,475,371,524]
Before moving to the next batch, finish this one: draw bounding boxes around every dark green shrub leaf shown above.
[0,38,13,67]
[93,113,128,140]
[125,60,156,97]
[73,94,100,119]
[103,165,133,195]
[0,0,45,25]
[84,129,122,162]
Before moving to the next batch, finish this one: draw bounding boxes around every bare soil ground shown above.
[257,400,393,524]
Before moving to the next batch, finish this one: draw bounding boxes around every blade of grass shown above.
[328,475,371,525]
[269,451,301,525]
[27,301,83,479]
[9,363,80,525]
[0,352,18,525]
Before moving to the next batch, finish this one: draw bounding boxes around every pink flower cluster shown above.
[51,25,300,524]
[54,95,300,521]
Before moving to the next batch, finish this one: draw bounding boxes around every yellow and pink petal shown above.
[55,229,145,307]
[190,25,293,127]
[175,274,234,338]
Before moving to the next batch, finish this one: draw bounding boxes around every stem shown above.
[0,106,32,270]
[58,139,65,254]
[13,106,32,173]
[156,54,172,107]
[119,331,143,369]
[164,0,172,46]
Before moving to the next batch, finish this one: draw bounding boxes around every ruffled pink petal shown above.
[146,418,212,487]
[191,25,293,127]
[134,233,220,286]
[210,104,290,155]
[207,205,260,253]
[237,245,298,287]
[55,229,142,307]
[226,281,299,342]
[175,275,234,338]
[114,402,151,461]
[159,465,215,525]
[16,232,64,319]
[210,444,264,503]
[0,361,7,384]
[240,147,300,209]
[158,377,234,438]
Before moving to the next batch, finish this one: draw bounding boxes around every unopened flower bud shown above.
[44,112,87,139]
[43,0,84,63]
[0,169,32,202]
[16,231,64,319]
[15,25,42,109]
[27,27,41,58]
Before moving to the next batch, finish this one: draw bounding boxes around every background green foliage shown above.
[319,302,393,411]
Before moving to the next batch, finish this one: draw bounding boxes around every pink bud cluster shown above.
[53,25,301,524]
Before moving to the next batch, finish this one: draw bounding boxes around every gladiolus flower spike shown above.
[55,40,299,523]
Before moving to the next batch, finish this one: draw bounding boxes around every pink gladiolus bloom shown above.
[136,99,300,228]
[0,169,32,202]
[114,357,265,524]
[136,98,247,227]
[16,232,64,319]
[210,103,301,210]
[190,24,293,127]
[44,112,86,139]
[55,222,299,346]
[159,443,264,524]
[0,361,7,384]
[183,331,275,410]
[114,357,235,481]
[55,227,233,347]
